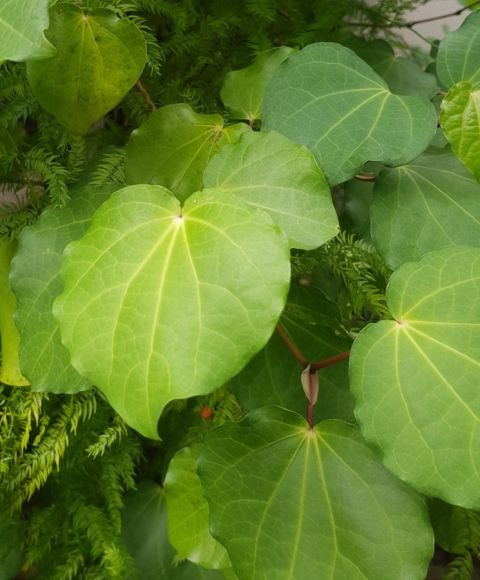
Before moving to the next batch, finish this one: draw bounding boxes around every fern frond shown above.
[444,552,474,580]
[88,148,126,189]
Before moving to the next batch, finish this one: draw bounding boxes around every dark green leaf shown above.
[199,406,433,580]
[262,42,436,185]
[27,4,146,134]
[436,11,480,89]
[126,104,249,202]
[371,148,480,268]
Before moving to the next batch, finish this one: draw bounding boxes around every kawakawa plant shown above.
[2,0,480,578]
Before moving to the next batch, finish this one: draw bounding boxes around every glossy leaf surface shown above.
[440,81,480,179]
[165,446,230,569]
[27,4,146,134]
[231,282,353,421]
[262,43,436,185]
[126,104,248,202]
[199,406,433,580]
[220,47,294,122]
[436,11,480,89]
[10,186,113,393]
[55,185,290,439]
[0,0,54,62]
[371,148,480,268]
[203,130,338,250]
[350,247,480,508]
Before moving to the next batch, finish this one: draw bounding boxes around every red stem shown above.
[311,351,350,371]
[276,324,307,367]
[136,80,156,113]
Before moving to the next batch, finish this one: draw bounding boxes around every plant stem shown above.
[311,351,350,371]
[276,324,307,367]
[136,80,156,113]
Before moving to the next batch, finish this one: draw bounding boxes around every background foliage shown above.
[2,0,480,578]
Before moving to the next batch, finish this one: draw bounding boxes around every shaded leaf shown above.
[436,11,480,89]
[55,185,290,439]
[231,281,353,421]
[203,130,338,250]
[10,186,114,393]
[199,406,433,580]
[27,4,146,134]
[430,499,480,555]
[126,103,249,202]
[262,42,436,186]
[0,0,54,62]
[220,47,294,122]
[0,507,23,580]
[122,481,226,580]
[440,81,480,180]
[371,148,480,268]
[164,446,230,569]
[350,247,480,508]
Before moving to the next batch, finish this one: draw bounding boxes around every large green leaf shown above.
[231,281,354,421]
[27,4,146,134]
[345,37,438,99]
[436,11,480,89]
[440,81,480,180]
[199,406,433,580]
[371,148,480,268]
[262,42,436,186]
[203,130,338,250]
[126,104,249,202]
[122,481,226,580]
[0,0,54,63]
[220,47,294,122]
[350,247,480,508]
[164,446,230,569]
[55,185,290,439]
[10,186,113,393]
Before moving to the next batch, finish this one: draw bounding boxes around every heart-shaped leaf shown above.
[10,185,114,393]
[440,81,480,180]
[0,0,54,62]
[346,37,438,98]
[126,104,249,202]
[231,281,353,421]
[371,148,480,268]
[164,446,230,569]
[220,47,294,122]
[26,4,147,134]
[436,11,480,89]
[203,130,338,250]
[350,247,480,508]
[199,406,433,580]
[55,185,290,439]
[262,42,437,186]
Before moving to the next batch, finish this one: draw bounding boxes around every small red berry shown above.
[200,406,214,420]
